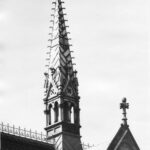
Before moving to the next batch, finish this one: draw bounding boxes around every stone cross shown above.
[120,97,129,125]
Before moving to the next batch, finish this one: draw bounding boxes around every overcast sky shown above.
[0,0,150,149]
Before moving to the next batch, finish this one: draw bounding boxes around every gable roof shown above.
[0,132,55,150]
[107,124,140,150]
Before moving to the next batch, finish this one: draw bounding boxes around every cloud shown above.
[81,79,119,95]
[0,80,11,96]
[0,12,8,23]
[0,13,4,20]
[0,0,8,12]
[0,43,5,51]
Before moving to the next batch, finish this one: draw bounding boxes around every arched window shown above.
[54,102,59,123]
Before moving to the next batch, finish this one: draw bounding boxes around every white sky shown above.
[0,0,150,149]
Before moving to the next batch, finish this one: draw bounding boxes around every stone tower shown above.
[43,0,82,150]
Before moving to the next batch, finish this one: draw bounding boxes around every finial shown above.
[120,97,129,126]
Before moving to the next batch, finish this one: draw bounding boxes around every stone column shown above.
[58,104,61,122]
[60,103,64,121]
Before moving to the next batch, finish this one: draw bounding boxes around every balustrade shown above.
[0,122,53,144]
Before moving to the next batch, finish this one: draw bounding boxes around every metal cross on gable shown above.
[120,97,129,125]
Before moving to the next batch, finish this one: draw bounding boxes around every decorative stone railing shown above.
[0,122,53,144]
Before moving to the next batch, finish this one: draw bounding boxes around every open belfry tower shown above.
[43,0,82,150]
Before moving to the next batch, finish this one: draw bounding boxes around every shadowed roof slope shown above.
[107,124,140,150]
[0,132,55,150]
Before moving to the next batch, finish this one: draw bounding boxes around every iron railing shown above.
[0,122,53,144]
[82,143,95,150]
[0,122,96,149]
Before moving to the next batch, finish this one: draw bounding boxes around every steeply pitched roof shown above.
[0,132,55,150]
[107,124,140,150]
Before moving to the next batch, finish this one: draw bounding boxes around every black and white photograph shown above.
[0,0,149,149]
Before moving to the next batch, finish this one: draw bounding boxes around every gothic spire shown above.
[44,0,78,99]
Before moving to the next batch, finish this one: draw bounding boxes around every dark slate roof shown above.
[0,132,55,150]
[107,124,140,150]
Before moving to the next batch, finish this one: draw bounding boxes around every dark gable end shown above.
[107,125,140,150]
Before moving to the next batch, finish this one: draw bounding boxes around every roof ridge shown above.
[0,122,53,144]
